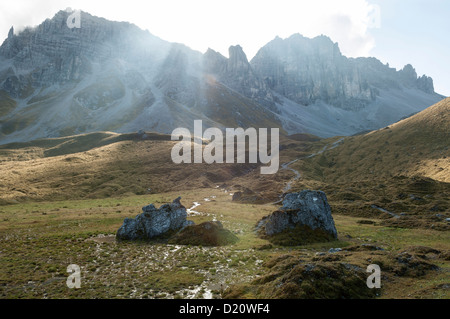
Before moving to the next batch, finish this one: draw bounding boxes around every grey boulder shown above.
[257,190,337,238]
[116,197,194,240]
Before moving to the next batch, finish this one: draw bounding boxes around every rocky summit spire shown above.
[8,26,14,39]
[203,48,227,75]
[227,45,250,73]
[0,26,17,58]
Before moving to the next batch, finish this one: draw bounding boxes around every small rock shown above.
[232,192,242,201]
[255,244,273,250]
[315,252,326,256]
[361,244,384,251]
[137,130,148,139]
[409,194,423,201]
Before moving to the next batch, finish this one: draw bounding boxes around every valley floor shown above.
[0,187,448,299]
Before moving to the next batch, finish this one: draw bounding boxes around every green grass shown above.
[1,188,448,299]
[0,189,273,298]
[334,215,450,251]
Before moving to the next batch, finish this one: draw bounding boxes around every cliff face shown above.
[0,10,444,144]
[203,45,275,109]
[250,34,435,110]
[0,10,172,85]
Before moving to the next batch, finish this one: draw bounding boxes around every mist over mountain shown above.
[0,10,444,144]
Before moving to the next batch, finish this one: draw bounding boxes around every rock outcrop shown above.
[250,34,438,110]
[116,197,194,240]
[256,190,337,245]
[203,45,275,108]
[250,34,371,109]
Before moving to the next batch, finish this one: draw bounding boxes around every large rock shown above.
[116,197,194,240]
[231,187,263,203]
[256,190,337,242]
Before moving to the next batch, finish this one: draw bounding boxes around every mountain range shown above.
[0,9,445,144]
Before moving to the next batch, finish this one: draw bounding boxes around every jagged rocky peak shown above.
[250,34,437,109]
[201,45,271,103]
[0,27,17,59]
[251,34,370,108]
[0,9,173,93]
[398,64,418,84]
[227,45,250,72]
[257,33,342,59]
[203,45,252,76]
[223,45,274,106]
[417,75,434,94]
[8,26,14,38]
[0,9,165,66]
[293,33,341,55]
[397,64,434,93]
[203,48,227,75]
[0,10,103,71]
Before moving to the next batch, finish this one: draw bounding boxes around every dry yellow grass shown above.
[0,131,309,204]
[303,97,449,184]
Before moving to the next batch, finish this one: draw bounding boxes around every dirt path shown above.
[279,137,346,195]
[281,159,301,193]
[371,204,400,218]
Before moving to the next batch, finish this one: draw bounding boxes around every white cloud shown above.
[0,0,378,59]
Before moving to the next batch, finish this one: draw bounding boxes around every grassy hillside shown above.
[0,131,309,204]
[304,97,449,183]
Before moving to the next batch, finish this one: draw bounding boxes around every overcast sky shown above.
[0,0,448,95]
